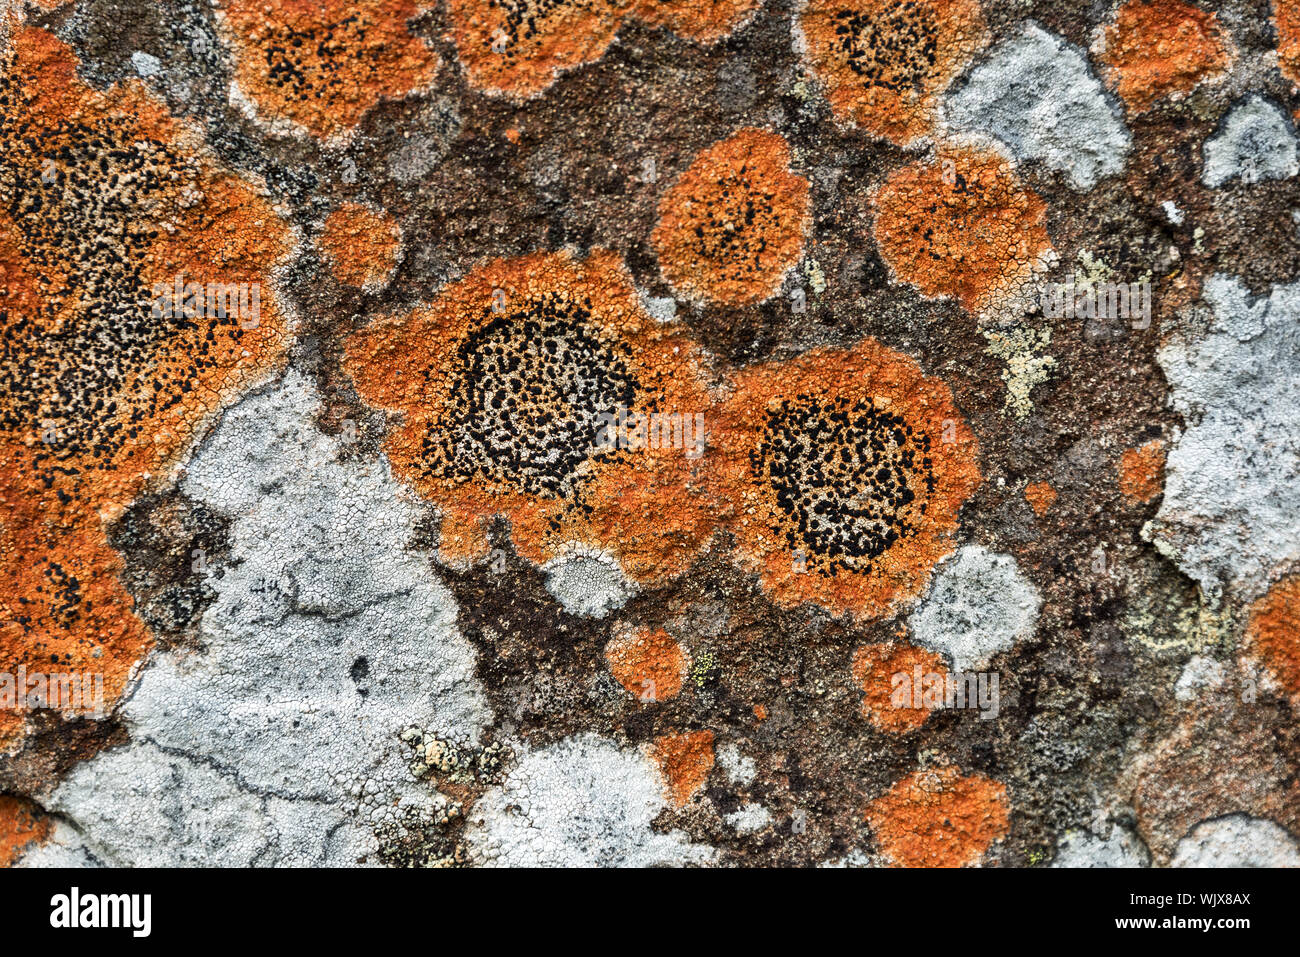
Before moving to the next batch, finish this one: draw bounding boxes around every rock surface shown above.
[1,0,1297,868]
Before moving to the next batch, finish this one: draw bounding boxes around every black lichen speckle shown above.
[751,394,935,575]
[422,296,639,498]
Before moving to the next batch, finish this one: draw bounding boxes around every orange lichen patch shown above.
[866,766,1010,867]
[1024,480,1057,517]
[852,642,947,733]
[319,203,402,290]
[631,0,760,43]
[1276,0,1300,85]
[710,337,981,621]
[1117,439,1166,504]
[445,0,758,99]
[606,625,690,701]
[343,249,716,583]
[218,0,439,141]
[0,28,294,748]
[1099,0,1233,114]
[0,796,49,867]
[445,0,624,99]
[651,128,811,307]
[753,703,768,721]
[1246,576,1300,700]
[797,0,987,146]
[651,730,715,807]
[874,147,1054,316]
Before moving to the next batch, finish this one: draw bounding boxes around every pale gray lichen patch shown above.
[1170,814,1300,867]
[638,289,678,323]
[542,547,634,618]
[33,742,326,866]
[717,742,757,786]
[908,545,1041,673]
[130,50,160,77]
[25,372,490,866]
[725,803,772,834]
[1052,825,1151,868]
[943,23,1131,190]
[1145,275,1300,600]
[387,99,462,184]
[465,734,714,867]
[1202,96,1299,188]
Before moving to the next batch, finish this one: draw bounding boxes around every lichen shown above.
[982,324,1056,419]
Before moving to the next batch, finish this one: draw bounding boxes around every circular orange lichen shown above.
[1117,439,1166,504]
[852,641,947,733]
[651,730,715,807]
[446,0,624,100]
[1276,0,1300,85]
[445,0,760,99]
[0,796,49,866]
[710,337,981,621]
[797,0,987,145]
[873,147,1054,316]
[1099,0,1233,114]
[343,249,717,583]
[1246,576,1300,701]
[0,28,294,749]
[651,128,811,306]
[606,625,690,701]
[1024,480,1057,517]
[866,766,1010,867]
[319,203,402,289]
[219,0,439,142]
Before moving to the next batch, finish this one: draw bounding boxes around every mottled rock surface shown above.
[1,0,1297,868]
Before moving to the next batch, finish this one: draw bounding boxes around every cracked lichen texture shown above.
[651,127,811,306]
[1202,96,1299,188]
[872,146,1055,317]
[944,22,1132,191]
[5,0,1300,870]
[467,734,713,866]
[24,374,489,865]
[0,25,295,749]
[796,0,988,145]
[218,0,441,142]
[908,545,1041,674]
[1146,275,1300,600]
[1097,0,1234,114]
